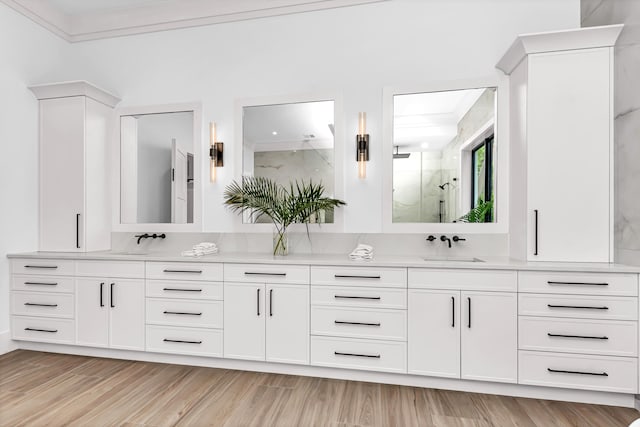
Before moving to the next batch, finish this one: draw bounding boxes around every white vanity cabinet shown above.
[408,269,518,383]
[75,261,145,350]
[497,25,622,263]
[29,82,120,252]
[223,264,310,365]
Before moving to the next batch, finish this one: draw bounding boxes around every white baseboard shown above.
[0,331,18,355]
[16,341,637,408]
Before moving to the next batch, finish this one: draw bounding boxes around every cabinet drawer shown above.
[12,275,74,293]
[146,262,223,281]
[519,317,637,357]
[146,298,223,328]
[519,350,638,394]
[76,260,144,278]
[224,263,309,284]
[409,269,516,292]
[311,286,406,309]
[518,294,638,321]
[11,259,74,276]
[311,336,406,373]
[519,271,638,296]
[11,292,74,318]
[146,325,223,357]
[146,280,223,300]
[311,306,406,341]
[311,266,406,288]
[11,316,75,344]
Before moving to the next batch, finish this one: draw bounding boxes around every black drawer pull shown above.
[163,311,202,316]
[163,339,202,344]
[244,272,287,276]
[24,303,58,307]
[25,327,57,333]
[547,281,609,286]
[548,333,608,340]
[163,269,203,274]
[334,320,381,327]
[24,282,57,286]
[334,275,381,279]
[24,265,58,269]
[163,288,203,292]
[547,368,608,377]
[334,351,380,358]
[547,304,609,310]
[334,295,381,300]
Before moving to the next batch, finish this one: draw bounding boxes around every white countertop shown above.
[7,251,640,273]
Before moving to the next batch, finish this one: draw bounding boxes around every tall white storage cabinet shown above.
[29,82,120,252]
[498,25,622,263]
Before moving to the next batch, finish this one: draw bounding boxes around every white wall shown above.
[0,5,74,335]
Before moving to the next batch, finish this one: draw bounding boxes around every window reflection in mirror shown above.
[120,111,195,224]
[242,100,335,223]
[392,88,496,223]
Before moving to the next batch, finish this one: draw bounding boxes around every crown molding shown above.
[29,81,121,107]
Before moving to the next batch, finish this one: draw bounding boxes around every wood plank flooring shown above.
[1,350,638,426]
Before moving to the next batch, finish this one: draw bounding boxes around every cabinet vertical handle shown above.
[451,296,455,328]
[269,289,273,317]
[257,288,260,316]
[110,283,115,308]
[76,213,81,249]
[100,282,104,307]
[534,209,539,256]
[467,297,471,328]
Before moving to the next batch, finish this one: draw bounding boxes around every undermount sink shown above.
[423,257,485,263]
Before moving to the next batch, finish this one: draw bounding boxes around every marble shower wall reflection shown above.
[582,0,640,265]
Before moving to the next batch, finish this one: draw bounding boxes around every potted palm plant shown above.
[224,176,346,255]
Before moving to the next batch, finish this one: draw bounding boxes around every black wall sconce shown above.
[209,122,223,182]
[357,112,369,179]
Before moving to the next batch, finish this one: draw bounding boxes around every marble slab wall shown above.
[582,0,640,266]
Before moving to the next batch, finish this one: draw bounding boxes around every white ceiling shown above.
[1,0,388,42]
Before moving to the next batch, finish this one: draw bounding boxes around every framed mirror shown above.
[235,93,344,231]
[382,78,509,233]
[114,103,202,232]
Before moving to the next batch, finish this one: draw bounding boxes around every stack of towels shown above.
[181,242,219,257]
[349,244,374,261]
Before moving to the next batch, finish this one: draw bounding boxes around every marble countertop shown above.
[7,251,640,273]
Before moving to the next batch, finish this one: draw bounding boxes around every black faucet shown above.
[135,233,166,245]
[440,235,452,248]
[426,235,436,242]
[452,236,466,243]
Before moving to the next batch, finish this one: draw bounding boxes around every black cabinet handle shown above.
[163,288,202,292]
[533,209,538,256]
[24,265,57,269]
[334,295,381,300]
[334,275,381,279]
[269,289,273,317]
[467,297,471,328]
[163,269,203,274]
[163,339,202,344]
[334,351,380,359]
[547,304,609,310]
[76,213,81,249]
[334,321,381,327]
[24,303,58,307]
[110,283,115,308]
[547,368,608,377]
[451,296,455,328]
[244,272,286,277]
[547,281,609,286]
[25,327,57,333]
[547,333,608,340]
[24,281,57,286]
[257,288,260,316]
[163,311,202,316]
[100,282,104,307]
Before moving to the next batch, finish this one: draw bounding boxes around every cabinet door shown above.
[461,291,517,383]
[266,284,309,365]
[76,278,109,347]
[408,289,460,378]
[224,282,265,361]
[109,279,145,350]
[39,97,85,252]
[527,48,612,262]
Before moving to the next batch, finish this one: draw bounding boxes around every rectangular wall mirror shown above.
[241,99,337,224]
[391,87,497,224]
[116,103,202,231]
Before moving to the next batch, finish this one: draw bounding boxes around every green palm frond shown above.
[458,199,493,223]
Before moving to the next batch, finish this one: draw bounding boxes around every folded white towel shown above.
[182,242,219,257]
[194,242,217,250]
[349,244,374,260]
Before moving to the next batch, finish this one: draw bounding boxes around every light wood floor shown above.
[1,350,638,426]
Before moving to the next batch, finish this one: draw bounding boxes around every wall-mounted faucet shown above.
[440,235,452,248]
[426,235,436,242]
[135,233,166,245]
[452,235,466,243]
